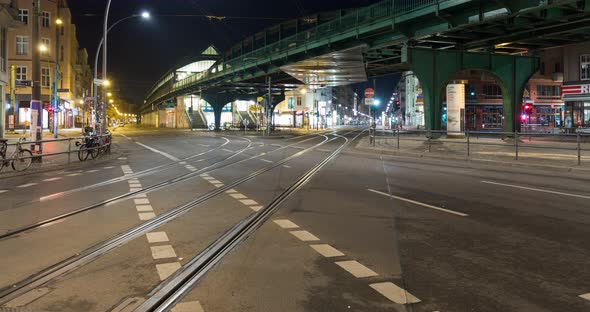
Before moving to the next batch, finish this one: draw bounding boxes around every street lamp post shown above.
[53,17,63,139]
[93,10,150,133]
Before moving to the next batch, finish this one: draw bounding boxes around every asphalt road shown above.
[0,127,589,312]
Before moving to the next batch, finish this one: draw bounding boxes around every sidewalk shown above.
[356,133,590,171]
[0,128,116,177]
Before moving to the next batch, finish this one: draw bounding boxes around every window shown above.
[296,97,302,107]
[15,66,27,80]
[41,38,50,56]
[482,84,502,98]
[537,85,561,98]
[539,62,545,75]
[42,11,50,28]
[18,9,28,25]
[0,28,6,72]
[16,36,28,55]
[581,54,590,81]
[41,67,50,88]
[555,62,562,73]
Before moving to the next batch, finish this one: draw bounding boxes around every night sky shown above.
[68,0,398,108]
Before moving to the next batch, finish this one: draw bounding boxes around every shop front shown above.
[562,83,590,131]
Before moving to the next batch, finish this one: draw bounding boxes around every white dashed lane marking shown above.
[310,244,345,258]
[368,189,468,217]
[156,262,181,280]
[225,189,237,194]
[86,169,99,173]
[117,157,127,160]
[335,260,378,278]
[129,188,142,192]
[230,193,247,199]
[202,177,214,180]
[282,165,292,168]
[579,293,590,301]
[239,199,258,206]
[259,159,273,163]
[0,190,8,194]
[129,183,142,188]
[138,212,156,220]
[209,180,222,184]
[370,282,421,304]
[66,173,82,177]
[146,232,169,243]
[136,205,153,212]
[273,219,299,229]
[289,230,319,242]
[103,166,114,169]
[17,183,37,188]
[134,198,150,205]
[250,205,263,212]
[43,177,62,182]
[150,245,177,259]
[482,180,590,200]
[222,148,234,153]
[135,142,180,162]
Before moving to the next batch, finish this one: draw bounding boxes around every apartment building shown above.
[7,0,91,129]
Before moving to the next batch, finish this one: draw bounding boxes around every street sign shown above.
[57,88,69,93]
[15,80,33,87]
[364,88,375,98]
[364,98,374,106]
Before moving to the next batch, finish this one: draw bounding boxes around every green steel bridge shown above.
[140,0,590,131]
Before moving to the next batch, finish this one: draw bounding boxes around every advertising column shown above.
[446,83,465,137]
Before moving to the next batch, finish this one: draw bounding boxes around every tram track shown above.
[0,133,327,240]
[0,130,356,305]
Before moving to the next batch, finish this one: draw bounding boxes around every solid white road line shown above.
[17,183,37,188]
[135,142,181,162]
[482,180,590,200]
[138,212,156,220]
[146,232,169,243]
[368,189,468,217]
[239,199,258,206]
[259,158,273,163]
[273,219,299,229]
[289,230,320,241]
[282,165,292,168]
[150,245,177,259]
[172,301,205,312]
[230,193,247,199]
[335,260,378,278]
[579,293,590,301]
[43,177,62,182]
[222,148,234,153]
[310,244,345,258]
[156,262,181,280]
[369,282,421,304]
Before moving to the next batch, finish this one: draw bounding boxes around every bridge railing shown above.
[149,0,446,104]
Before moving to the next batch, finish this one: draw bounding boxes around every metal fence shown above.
[0,134,113,173]
[369,129,590,166]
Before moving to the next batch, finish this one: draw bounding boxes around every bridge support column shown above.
[213,105,222,131]
[404,48,538,133]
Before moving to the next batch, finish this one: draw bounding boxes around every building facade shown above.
[6,0,91,130]
[0,1,18,134]
[562,42,590,130]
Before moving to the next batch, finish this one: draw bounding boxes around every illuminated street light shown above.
[39,44,48,52]
[79,99,84,104]
[300,88,307,95]
[109,99,114,103]
[55,18,63,25]
[141,11,151,19]
[107,92,113,97]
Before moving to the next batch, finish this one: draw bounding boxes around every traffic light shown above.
[522,104,533,115]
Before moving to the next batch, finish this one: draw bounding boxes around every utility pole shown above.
[101,0,112,134]
[31,0,43,157]
[52,1,60,139]
[266,76,271,136]
[9,65,15,133]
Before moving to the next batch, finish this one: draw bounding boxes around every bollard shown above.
[67,138,72,164]
[577,132,581,166]
[466,131,470,157]
[515,131,519,160]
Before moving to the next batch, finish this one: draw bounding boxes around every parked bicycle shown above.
[0,137,33,171]
[76,129,112,161]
